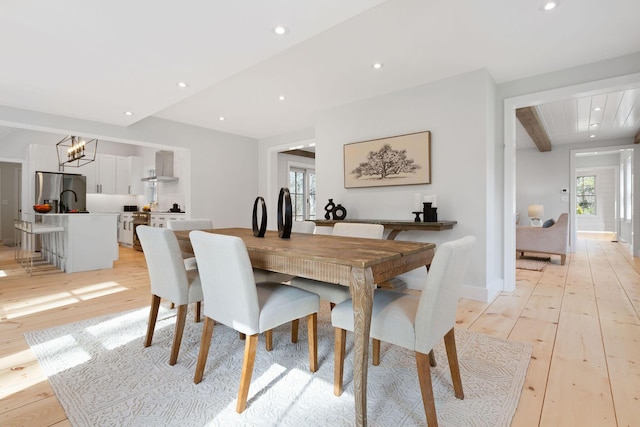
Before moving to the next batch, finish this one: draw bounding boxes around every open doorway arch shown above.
[503,72,640,292]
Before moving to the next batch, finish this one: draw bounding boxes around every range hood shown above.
[141,150,179,182]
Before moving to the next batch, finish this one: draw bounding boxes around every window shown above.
[289,167,316,221]
[576,175,596,215]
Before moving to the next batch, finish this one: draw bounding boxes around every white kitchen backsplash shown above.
[87,194,145,212]
[156,181,185,212]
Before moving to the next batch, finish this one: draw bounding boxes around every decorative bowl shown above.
[34,204,52,213]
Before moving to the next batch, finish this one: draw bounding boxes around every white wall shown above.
[516,147,571,223]
[308,69,497,300]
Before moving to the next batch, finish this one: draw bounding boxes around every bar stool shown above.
[15,219,65,275]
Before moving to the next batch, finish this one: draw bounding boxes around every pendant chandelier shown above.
[56,135,98,168]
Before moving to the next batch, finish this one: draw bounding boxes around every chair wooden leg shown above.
[236,334,258,413]
[194,317,215,384]
[429,349,437,367]
[170,302,175,309]
[144,294,161,347]
[291,319,299,343]
[194,301,201,323]
[416,351,438,427]
[265,329,273,351]
[334,327,346,396]
[444,328,464,399]
[560,254,566,265]
[372,339,380,366]
[307,313,318,372]
[169,304,188,366]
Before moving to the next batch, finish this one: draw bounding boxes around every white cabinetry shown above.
[86,154,116,194]
[87,154,143,195]
[151,213,185,228]
[116,156,143,195]
[118,213,134,246]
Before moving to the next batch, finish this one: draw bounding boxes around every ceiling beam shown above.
[634,129,640,144]
[516,106,552,152]
[280,149,315,159]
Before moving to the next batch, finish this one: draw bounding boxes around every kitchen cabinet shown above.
[85,154,116,194]
[151,213,185,228]
[116,156,143,195]
[86,154,143,195]
[118,213,134,246]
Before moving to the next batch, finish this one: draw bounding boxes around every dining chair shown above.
[137,225,204,366]
[166,219,213,270]
[332,235,476,427]
[286,222,384,342]
[252,220,317,285]
[287,222,384,307]
[189,230,320,413]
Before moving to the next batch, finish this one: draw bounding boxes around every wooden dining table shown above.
[173,227,435,426]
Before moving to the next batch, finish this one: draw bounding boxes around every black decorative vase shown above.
[332,204,347,220]
[324,199,335,220]
[277,188,293,238]
[252,196,267,237]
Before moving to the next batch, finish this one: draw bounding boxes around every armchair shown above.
[516,213,569,265]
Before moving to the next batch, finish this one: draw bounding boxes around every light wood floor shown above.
[1,233,639,426]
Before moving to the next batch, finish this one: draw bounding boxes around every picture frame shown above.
[344,131,431,188]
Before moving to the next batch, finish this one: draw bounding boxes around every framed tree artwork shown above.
[344,131,431,188]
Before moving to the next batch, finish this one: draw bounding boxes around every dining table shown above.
[173,227,436,426]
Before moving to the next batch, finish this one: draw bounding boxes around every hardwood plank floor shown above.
[1,233,639,426]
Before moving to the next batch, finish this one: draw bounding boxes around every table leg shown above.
[349,266,375,427]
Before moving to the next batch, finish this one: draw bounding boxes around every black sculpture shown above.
[277,187,293,238]
[252,196,267,237]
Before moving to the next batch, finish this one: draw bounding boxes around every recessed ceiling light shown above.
[273,26,288,35]
[372,62,383,70]
[590,123,599,127]
[590,134,596,138]
[124,111,134,116]
[278,95,285,101]
[593,107,602,111]
[219,116,225,121]
[542,2,558,11]
[176,82,189,88]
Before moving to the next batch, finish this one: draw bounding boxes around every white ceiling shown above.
[2,0,640,140]
[516,89,640,149]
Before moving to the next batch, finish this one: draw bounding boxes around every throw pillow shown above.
[542,218,555,228]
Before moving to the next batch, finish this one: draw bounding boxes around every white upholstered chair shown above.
[285,222,384,343]
[332,236,476,427]
[292,220,316,234]
[252,220,316,285]
[137,225,203,366]
[189,230,320,413]
[287,222,384,307]
[166,219,213,270]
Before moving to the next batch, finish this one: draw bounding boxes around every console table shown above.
[312,219,457,240]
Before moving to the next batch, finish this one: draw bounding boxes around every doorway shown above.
[0,160,23,246]
[504,72,640,292]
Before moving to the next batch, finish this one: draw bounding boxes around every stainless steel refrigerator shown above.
[35,171,87,213]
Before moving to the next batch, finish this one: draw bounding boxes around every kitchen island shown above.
[28,213,119,273]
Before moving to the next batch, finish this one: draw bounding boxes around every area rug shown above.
[25,304,531,427]
[516,258,549,271]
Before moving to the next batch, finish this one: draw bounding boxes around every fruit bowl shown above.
[34,204,52,213]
